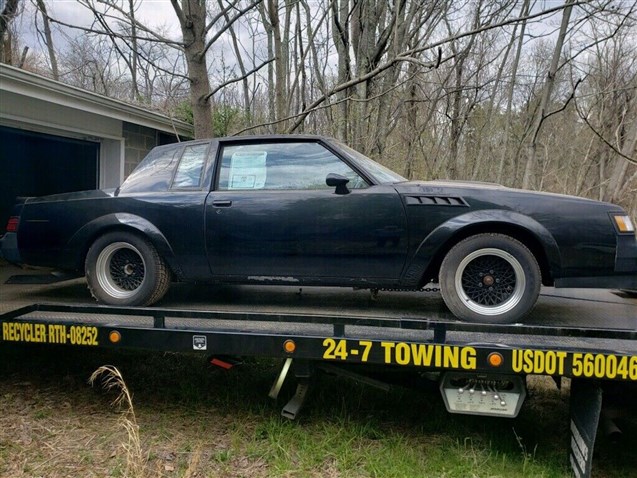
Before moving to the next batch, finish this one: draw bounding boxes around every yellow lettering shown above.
[523,349,534,373]
[37,324,46,342]
[556,352,567,375]
[7,323,16,341]
[512,350,523,373]
[435,345,442,367]
[381,342,395,363]
[533,351,545,373]
[412,344,434,366]
[461,347,477,369]
[443,347,459,368]
[16,323,24,341]
[47,324,66,344]
[395,343,410,365]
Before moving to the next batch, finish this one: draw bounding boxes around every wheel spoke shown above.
[461,254,516,307]
[108,249,145,291]
[95,242,147,299]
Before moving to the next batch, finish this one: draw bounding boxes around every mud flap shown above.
[569,379,602,478]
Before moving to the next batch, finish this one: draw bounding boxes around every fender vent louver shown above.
[404,195,468,206]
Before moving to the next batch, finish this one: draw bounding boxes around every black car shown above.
[2,135,636,323]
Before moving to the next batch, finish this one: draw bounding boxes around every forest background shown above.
[1,0,636,218]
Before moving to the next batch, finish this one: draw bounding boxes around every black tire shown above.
[439,233,541,324]
[85,231,171,306]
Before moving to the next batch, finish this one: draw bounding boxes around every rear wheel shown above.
[85,231,170,306]
[439,233,541,324]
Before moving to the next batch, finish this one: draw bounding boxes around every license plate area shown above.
[440,373,527,418]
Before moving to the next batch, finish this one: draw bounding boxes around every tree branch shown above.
[201,0,263,58]
[575,98,637,166]
[203,57,273,101]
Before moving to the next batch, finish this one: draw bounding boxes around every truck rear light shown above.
[6,216,19,232]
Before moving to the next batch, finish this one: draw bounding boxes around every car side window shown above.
[172,143,209,189]
[217,142,367,191]
[119,145,181,193]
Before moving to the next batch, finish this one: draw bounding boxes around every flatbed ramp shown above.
[1,277,636,477]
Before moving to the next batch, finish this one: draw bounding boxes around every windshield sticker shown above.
[229,151,267,189]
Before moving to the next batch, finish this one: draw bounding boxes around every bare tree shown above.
[522,0,575,190]
[1,0,20,64]
[34,0,58,79]
[8,0,637,216]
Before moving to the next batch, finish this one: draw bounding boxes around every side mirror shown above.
[326,173,350,195]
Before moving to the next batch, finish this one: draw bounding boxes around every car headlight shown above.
[612,214,635,233]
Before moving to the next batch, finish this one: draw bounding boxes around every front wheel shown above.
[85,231,171,306]
[439,234,541,324]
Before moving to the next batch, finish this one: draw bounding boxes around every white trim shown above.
[99,138,126,188]
[1,113,124,142]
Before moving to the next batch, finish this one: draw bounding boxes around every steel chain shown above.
[378,287,441,293]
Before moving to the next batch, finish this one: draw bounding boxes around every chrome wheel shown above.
[454,248,526,317]
[95,242,147,299]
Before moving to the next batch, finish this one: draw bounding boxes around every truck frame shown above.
[1,287,636,478]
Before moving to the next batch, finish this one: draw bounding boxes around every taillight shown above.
[6,216,19,232]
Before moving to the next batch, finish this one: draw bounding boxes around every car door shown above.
[204,140,408,284]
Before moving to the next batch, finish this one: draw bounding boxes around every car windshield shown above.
[334,141,406,184]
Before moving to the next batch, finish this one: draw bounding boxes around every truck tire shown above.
[85,231,171,306]
[439,233,541,324]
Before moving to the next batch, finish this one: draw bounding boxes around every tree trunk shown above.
[0,0,20,64]
[35,0,59,80]
[172,0,213,139]
[220,0,251,123]
[128,0,140,100]
[268,0,288,132]
[331,0,351,142]
[522,0,574,189]
[497,0,530,184]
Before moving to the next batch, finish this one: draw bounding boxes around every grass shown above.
[0,343,636,477]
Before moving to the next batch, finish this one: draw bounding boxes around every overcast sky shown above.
[11,0,572,84]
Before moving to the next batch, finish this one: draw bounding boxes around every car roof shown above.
[168,134,330,148]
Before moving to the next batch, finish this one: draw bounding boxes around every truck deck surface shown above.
[2,264,635,355]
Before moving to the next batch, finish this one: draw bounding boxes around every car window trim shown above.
[212,138,374,192]
[169,140,212,191]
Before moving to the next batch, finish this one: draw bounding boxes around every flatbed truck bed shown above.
[1,264,636,477]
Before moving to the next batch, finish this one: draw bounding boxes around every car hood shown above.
[394,180,618,210]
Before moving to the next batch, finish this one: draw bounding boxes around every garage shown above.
[0,64,193,235]
[0,126,100,232]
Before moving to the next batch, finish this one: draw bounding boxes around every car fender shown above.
[67,213,179,275]
[401,210,562,287]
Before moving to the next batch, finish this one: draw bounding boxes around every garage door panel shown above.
[0,126,99,233]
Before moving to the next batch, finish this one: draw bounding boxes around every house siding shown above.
[123,122,157,176]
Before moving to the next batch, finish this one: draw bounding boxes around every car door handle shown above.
[212,200,232,208]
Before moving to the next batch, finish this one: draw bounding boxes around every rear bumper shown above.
[0,233,21,263]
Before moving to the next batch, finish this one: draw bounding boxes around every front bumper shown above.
[555,274,637,289]
[615,234,637,273]
[0,232,22,263]
[555,234,637,289]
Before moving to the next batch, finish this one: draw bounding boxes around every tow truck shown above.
[1,269,635,478]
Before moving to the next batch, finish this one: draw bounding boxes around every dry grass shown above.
[89,365,145,478]
[1,345,636,478]
[0,381,123,477]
